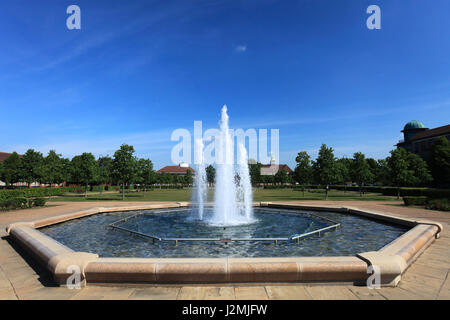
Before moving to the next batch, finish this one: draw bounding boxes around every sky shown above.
[1,0,449,170]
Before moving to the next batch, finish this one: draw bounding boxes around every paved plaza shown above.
[0,201,449,300]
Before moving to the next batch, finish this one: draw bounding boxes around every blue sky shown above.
[1,0,449,170]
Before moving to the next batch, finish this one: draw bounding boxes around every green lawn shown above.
[48,188,399,202]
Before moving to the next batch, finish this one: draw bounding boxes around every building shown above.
[260,157,293,176]
[156,163,195,175]
[396,121,450,159]
[0,152,15,163]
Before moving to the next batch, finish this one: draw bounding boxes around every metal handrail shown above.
[290,223,340,240]
[107,207,341,245]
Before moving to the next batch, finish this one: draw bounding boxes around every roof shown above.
[410,124,450,141]
[404,120,426,131]
[157,165,195,174]
[0,152,13,163]
[260,164,293,175]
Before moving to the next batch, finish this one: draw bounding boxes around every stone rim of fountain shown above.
[5,202,442,288]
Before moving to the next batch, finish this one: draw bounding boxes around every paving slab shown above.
[235,286,268,300]
[265,286,312,300]
[304,286,359,300]
[128,287,181,300]
[178,286,235,300]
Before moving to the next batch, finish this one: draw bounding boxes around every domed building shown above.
[396,121,450,159]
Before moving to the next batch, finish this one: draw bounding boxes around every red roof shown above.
[0,152,20,163]
[260,164,293,173]
[157,166,195,174]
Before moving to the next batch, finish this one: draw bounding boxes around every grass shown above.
[48,188,399,202]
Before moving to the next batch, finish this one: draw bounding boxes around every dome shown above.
[404,120,426,131]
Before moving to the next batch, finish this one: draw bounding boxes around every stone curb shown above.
[4,202,443,287]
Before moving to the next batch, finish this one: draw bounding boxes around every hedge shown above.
[0,187,78,201]
[403,196,428,206]
[426,198,450,211]
[0,197,46,211]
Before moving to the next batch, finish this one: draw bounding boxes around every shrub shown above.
[32,198,46,207]
[403,196,428,206]
[426,198,450,211]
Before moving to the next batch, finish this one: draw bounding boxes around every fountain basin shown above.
[6,202,442,287]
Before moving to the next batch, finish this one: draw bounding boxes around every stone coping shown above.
[5,202,442,287]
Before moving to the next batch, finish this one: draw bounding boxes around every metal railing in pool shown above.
[107,207,341,245]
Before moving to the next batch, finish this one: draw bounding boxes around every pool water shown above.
[40,208,409,258]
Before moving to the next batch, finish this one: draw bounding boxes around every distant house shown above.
[0,152,15,163]
[156,163,195,175]
[260,157,293,176]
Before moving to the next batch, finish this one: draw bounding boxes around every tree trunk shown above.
[302,186,305,197]
[325,185,329,200]
[360,185,362,197]
[85,183,88,198]
[122,183,125,201]
[397,187,400,200]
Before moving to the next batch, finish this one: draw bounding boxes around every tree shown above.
[407,152,432,186]
[98,156,113,193]
[376,159,390,185]
[274,169,289,185]
[184,169,194,186]
[294,151,312,196]
[428,137,450,188]
[41,150,65,187]
[335,157,351,193]
[0,152,22,186]
[350,152,374,196]
[20,149,43,187]
[366,158,379,184]
[70,153,97,196]
[249,162,262,186]
[206,165,216,185]
[313,144,338,200]
[386,148,414,199]
[112,144,136,200]
[136,158,154,193]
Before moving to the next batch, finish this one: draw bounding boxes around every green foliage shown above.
[386,148,414,197]
[112,144,136,200]
[274,169,289,184]
[403,196,428,206]
[206,165,216,184]
[135,158,154,189]
[98,156,113,185]
[41,150,66,185]
[428,137,450,188]
[32,197,46,207]
[335,157,351,185]
[426,198,450,211]
[248,163,262,186]
[407,152,432,186]
[70,153,97,195]
[0,152,22,185]
[20,149,43,186]
[313,144,338,186]
[312,144,339,199]
[294,151,312,185]
[184,169,194,185]
[350,152,374,195]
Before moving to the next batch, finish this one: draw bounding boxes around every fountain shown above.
[192,138,207,220]
[192,105,254,226]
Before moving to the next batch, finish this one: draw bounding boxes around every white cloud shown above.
[235,45,247,53]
